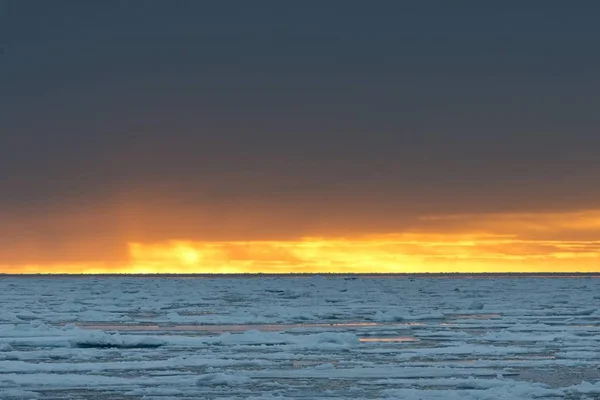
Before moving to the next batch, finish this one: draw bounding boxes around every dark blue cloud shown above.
[1,0,599,234]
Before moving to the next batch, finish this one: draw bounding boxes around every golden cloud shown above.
[3,210,600,273]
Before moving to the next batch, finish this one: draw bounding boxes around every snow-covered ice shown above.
[0,275,599,399]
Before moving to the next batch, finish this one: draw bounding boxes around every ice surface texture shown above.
[0,275,599,399]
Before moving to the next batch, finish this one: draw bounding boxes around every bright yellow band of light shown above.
[124,235,600,274]
[3,210,600,273]
[7,235,600,274]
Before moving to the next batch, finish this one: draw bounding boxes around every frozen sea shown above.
[1,275,599,399]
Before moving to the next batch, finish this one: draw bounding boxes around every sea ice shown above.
[0,275,598,399]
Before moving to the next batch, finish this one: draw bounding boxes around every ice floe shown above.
[0,275,598,398]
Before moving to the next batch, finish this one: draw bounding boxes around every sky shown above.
[1,1,600,273]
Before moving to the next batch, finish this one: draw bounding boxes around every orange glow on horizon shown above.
[2,210,600,274]
[120,235,600,274]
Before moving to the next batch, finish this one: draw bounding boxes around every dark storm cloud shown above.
[2,1,600,260]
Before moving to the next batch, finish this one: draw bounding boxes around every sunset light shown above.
[5,3,600,397]
[124,235,600,274]
[4,210,599,274]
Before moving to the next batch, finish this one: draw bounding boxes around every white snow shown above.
[567,380,600,394]
[0,275,598,398]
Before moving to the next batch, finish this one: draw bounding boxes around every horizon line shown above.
[2,272,599,277]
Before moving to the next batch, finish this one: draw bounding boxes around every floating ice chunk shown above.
[0,321,70,339]
[166,311,188,323]
[76,310,114,321]
[216,330,291,346]
[375,309,446,322]
[127,387,186,396]
[480,331,563,342]
[69,330,164,349]
[468,301,484,310]
[0,343,13,352]
[28,320,53,331]
[0,311,21,323]
[382,380,564,399]
[374,310,405,322]
[567,380,600,395]
[556,351,599,359]
[15,311,40,321]
[313,362,335,370]
[298,332,360,346]
[196,372,250,386]
[0,390,39,399]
